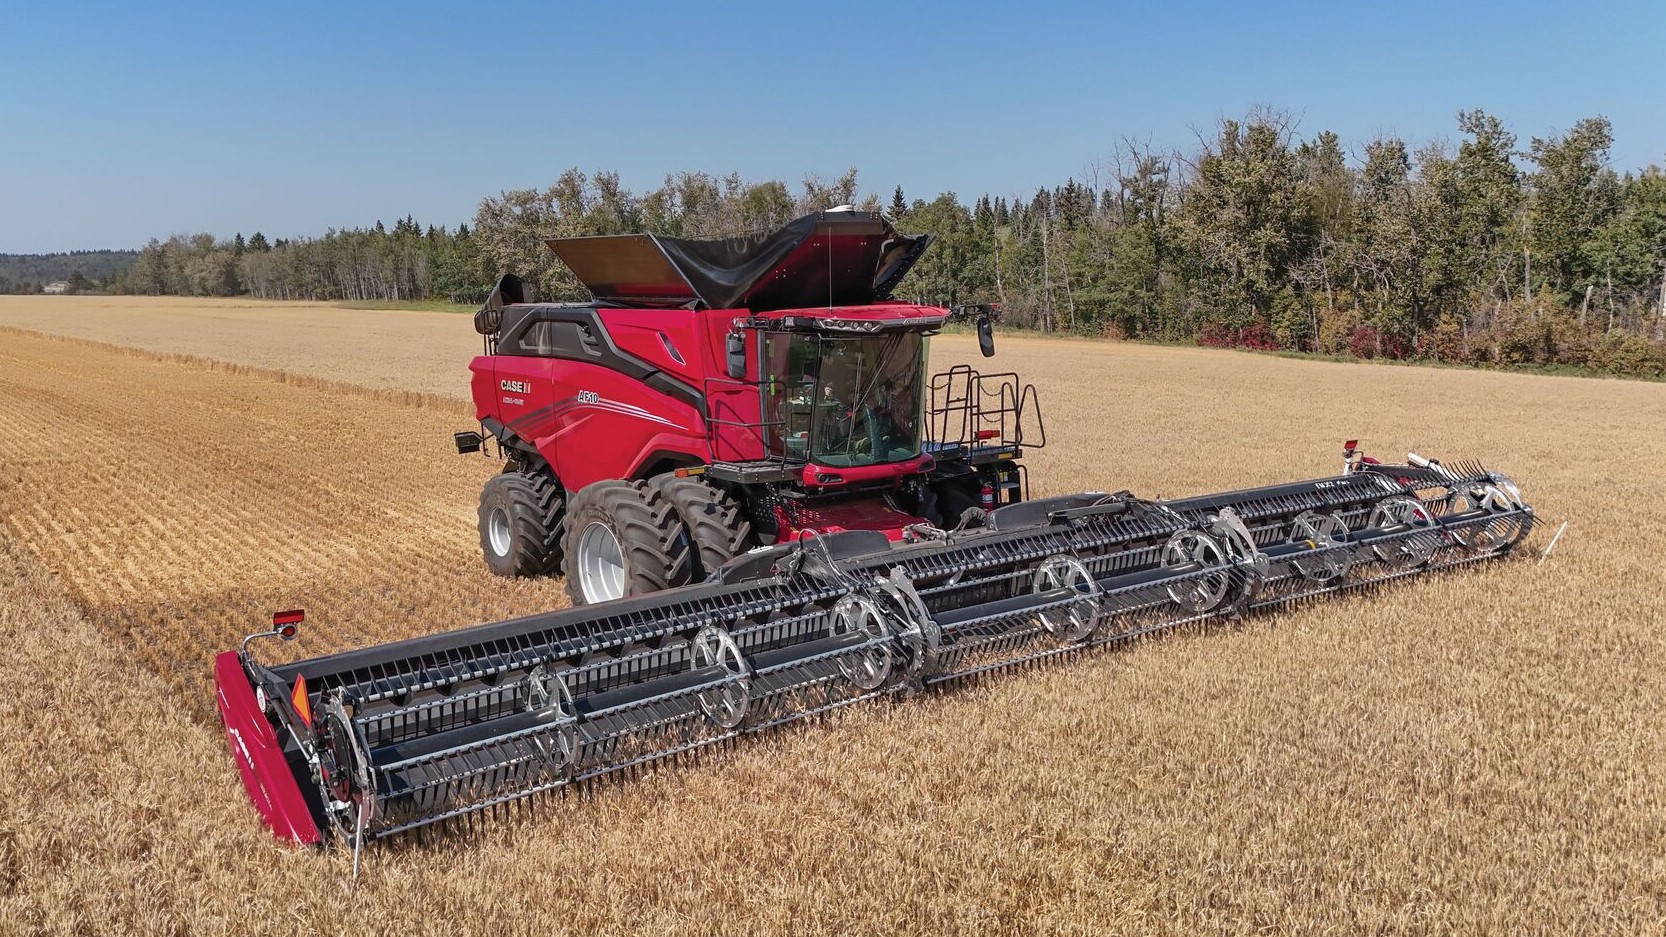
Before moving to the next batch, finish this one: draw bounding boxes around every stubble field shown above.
[0,294,1663,935]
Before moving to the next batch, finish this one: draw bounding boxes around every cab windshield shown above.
[764,331,927,467]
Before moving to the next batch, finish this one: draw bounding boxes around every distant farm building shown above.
[42,281,68,294]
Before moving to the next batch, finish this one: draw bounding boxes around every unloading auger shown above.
[215,442,1532,848]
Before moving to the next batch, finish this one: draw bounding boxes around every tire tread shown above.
[562,480,694,604]
[649,475,752,579]
[478,471,565,577]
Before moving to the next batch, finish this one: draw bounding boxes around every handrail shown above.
[925,367,1046,450]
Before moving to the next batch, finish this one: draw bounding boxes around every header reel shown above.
[216,443,1533,849]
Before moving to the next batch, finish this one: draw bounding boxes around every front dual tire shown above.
[561,480,695,606]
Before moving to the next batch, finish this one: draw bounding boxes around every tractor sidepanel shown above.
[595,309,707,389]
[601,306,767,463]
[700,307,745,375]
[573,430,709,483]
[483,355,548,447]
[548,418,707,490]
[491,357,705,490]
[706,382,767,462]
[697,309,768,463]
[469,355,498,422]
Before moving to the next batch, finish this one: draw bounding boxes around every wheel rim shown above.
[577,522,627,603]
[523,666,579,774]
[316,695,373,839]
[691,626,750,728]
[1447,484,1524,552]
[487,506,512,558]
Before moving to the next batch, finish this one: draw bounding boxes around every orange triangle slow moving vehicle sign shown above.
[291,676,312,725]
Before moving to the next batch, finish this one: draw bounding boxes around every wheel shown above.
[522,666,578,776]
[647,474,752,579]
[562,480,695,605]
[690,626,750,729]
[316,695,373,842]
[829,595,892,690]
[477,471,564,577]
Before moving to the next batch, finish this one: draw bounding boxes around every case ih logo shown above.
[500,379,532,394]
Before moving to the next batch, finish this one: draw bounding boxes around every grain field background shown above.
[1,295,1663,935]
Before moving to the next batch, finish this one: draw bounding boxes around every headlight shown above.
[817,318,886,333]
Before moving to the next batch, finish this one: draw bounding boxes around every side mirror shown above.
[725,331,747,379]
[977,312,995,357]
[953,303,999,358]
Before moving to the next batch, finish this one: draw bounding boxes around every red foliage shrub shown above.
[1238,323,1279,350]
[1197,323,1235,348]
[1348,326,1379,359]
[1348,326,1409,360]
[1197,322,1280,351]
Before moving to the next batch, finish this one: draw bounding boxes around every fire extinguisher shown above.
[980,480,996,511]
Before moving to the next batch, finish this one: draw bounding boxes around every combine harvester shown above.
[215,210,1535,850]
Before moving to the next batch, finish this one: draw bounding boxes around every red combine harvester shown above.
[456,209,1042,604]
[215,210,1535,853]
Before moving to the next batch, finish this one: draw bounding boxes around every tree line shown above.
[0,250,137,294]
[117,221,489,305]
[111,108,1666,377]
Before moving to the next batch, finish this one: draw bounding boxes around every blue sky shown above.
[1,0,1660,253]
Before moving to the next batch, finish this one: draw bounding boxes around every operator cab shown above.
[763,327,927,468]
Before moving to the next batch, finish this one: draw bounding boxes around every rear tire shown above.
[478,471,565,577]
[648,475,752,579]
[562,480,695,605]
